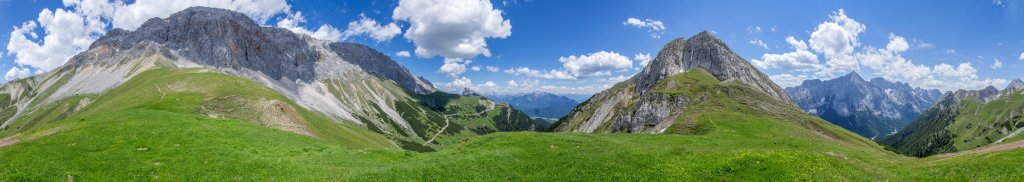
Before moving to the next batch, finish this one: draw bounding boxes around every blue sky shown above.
[2,0,1023,96]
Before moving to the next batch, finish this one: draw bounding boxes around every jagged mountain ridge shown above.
[883,79,1024,157]
[785,72,942,140]
[0,7,540,150]
[553,31,800,133]
[86,7,435,94]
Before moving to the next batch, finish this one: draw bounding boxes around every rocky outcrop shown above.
[555,31,792,133]
[634,31,791,103]
[980,86,1002,103]
[1008,79,1024,92]
[328,43,435,94]
[785,72,943,139]
[85,6,434,94]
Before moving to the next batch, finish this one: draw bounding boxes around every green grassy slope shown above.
[948,94,1024,149]
[4,108,1023,180]
[3,64,541,152]
[3,68,396,149]
[884,90,1024,157]
[2,68,1024,180]
[316,76,542,152]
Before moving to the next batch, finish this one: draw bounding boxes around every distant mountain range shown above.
[785,72,943,140]
[486,92,581,119]
[883,79,1024,157]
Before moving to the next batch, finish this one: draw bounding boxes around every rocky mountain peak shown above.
[843,71,865,82]
[1008,79,1024,91]
[79,6,434,94]
[785,74,944,139]
[980,86,1001,103]
[632,31,791,103]
[461,88,480,96]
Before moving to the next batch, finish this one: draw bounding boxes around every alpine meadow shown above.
[1,1,1024,181]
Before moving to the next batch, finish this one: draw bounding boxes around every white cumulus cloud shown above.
[634,53,653,67]
[932,63,978,80]
[991,58,1002,69]
[4,67,34,81]
[340,13,401,42]
[447,77,473,89]
[6,8,97,71]
[755,10,1008,91]
[438,58,472,77]
[480,81,497,88]
[485,66,500,72]
[395,51,411,58]
[751,36,822,72]
[809,9,865,75]
[505,51,633,80]
[393,0,512,59]
[504,67,574,80]
[559,51,633,78]
[276,11,343,42]
[624,18,665,38]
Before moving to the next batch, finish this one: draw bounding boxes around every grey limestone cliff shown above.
[84,6,434,94]
[634,31,791,103]
[555,31,792,133]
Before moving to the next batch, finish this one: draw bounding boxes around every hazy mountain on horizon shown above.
[485,92,581,119]
[785,72,943,140]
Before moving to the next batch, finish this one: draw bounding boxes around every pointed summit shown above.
[837,71,868,85]
[980,86,1001,103]
[1007,79,1024,91]
[556,31,802,133]
[633,31,791,102]
[845,71,862,80]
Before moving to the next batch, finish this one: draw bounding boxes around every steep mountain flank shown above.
[633,32,790,102]
[552,32,852,139]
[884,80,1024,157]
[785,72,942,140]
[0,7,540,151]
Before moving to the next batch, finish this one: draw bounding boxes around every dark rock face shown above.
[634,31,791,103]
[88,7,319,81]
[610,92,689,132]
[329,43,435,94]
[82,6,434,94]
[979,86,1001,103]
[785,72,943,139]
